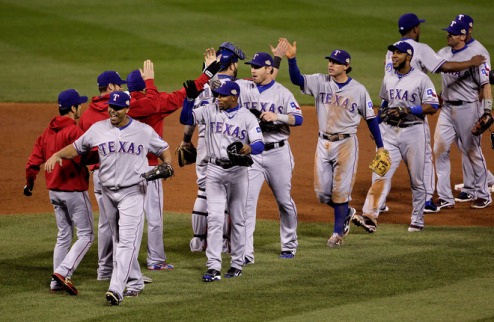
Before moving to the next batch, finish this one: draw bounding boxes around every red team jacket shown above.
[129,74,210,166]
[26,116,89,191]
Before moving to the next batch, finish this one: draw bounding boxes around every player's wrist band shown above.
[183,133,192,143]
[277,114,289,123]
[410,105,423,116]
[273,56,282,69]
[482,99,493,112]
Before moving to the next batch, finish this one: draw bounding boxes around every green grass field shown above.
[0,0,492,105]
[2,1,494,320]
[0,212,493,322]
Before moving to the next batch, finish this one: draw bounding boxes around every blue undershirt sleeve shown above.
[366,117,384,148]
[250,141,265,155]
[293,114,303,126]
[180,98,195,125]
[288,58,305,88]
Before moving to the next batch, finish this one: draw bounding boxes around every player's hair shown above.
[399,25,417,36]
[59,105,75,116]
[98,86,108,93]
[346,66,352,74]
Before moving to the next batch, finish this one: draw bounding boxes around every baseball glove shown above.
[141,163,174,181]
[379,107,410,126]
[471,112,493,136]
[249,108,278,133]
[369,149,391,176]
[227,141,253,167]
[175,143,197,167]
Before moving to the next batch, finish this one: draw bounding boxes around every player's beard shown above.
[394,60,407,71]
[232,65,238,79]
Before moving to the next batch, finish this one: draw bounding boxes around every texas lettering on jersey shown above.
[209,121,248,141]
[318,92,360,112]
[242,101,285,114]
[98,141,145,156]
[388,89,420,103]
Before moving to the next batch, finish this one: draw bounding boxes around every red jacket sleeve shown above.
[25,134,45,186]
[128,79,161,118]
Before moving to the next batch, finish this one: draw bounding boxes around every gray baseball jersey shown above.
[192,102,263,271]
[74,117,169,298]
[434,45,492,203]
[241,80,302,262]
[365,68,439,228]
[302,73,374,214]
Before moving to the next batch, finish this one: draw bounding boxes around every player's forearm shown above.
[481,84,493,112]
[159,148,172,164]
[44,144,79,173]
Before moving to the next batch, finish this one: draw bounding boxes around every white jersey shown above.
[380,68,439,124]
[437,45,490,102]
[74,118,168,189]
[302,74,375,135]
[385,38,447,75]
[192,104,263,160]
[239,80,302,143]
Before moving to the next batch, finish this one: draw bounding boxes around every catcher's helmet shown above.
[217,42,246,69]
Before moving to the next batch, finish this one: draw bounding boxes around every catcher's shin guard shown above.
[190,188,208,252]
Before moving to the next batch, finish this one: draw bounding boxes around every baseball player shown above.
[45,91,172,305]
[78,70,127,281]
[362,41,440,232]
[126,56,220,270]
[180,80,264,281]
[181,43,246,253]
[25,89,93,295]
[434,20,493,209]
[381,13,486,214]
[452,14,494,199]
[284,40,383,246]
[239,51,303,262]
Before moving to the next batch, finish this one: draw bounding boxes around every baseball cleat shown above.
[343,207,356,237]
[424,199,440,213]
[436,199,454,209]
[454,183,464,191]
[224,267,242,278]
[52,272,78,295]
[244,257,254,265]
[106,291,122,306]
[203,269,221,282]
[279,250,295,259]
[327,233,343,248]
[147,262,174,270]
[471,198,492,209]
[455,192,474,203]
[408,224,424,232]
[49,278,64,293]
[123,290,140,297]
[380,205,389,213]
[352,214,377,233]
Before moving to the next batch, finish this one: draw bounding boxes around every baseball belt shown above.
[209,158,236,169]
[319,133,350,142]
[264,140,285,151]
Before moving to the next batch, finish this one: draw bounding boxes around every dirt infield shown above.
[2,103,493,227]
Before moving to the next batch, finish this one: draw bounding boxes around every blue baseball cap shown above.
[455,14,473,28]
[108,91,131,109]
[58,89,88,109]
[398,13,425,31]
[325,49,351,65]
[211,81,240,97]
[126,70,146,92]
[97,71,127,87]
[245,52,273,67]
[388,41,414,56]
[442,20,468,35]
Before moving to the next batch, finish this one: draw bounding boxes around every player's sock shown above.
[333,202,349,235]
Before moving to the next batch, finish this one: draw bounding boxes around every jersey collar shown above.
[256,80,275,93]
[395,67,415,78]
[334,77,352,89]
[117,116,133,130]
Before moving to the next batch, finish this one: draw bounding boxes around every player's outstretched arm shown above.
[44,144,79,173]
[438,54,486,73]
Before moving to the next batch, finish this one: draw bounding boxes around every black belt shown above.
[396,122,422,128]
[319,133,351,142]
[445,100,464,106]
[209,158,235,169]
[264,140,285,151]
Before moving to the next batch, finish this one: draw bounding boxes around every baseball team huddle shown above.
[24,12,493,306]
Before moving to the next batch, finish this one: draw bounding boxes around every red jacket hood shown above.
[89,94,110,111]
[49,116,77,132]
